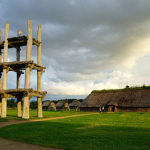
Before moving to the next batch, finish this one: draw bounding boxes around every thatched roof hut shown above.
[80,89,150,112]
[69,100,81,109]
[56,101,69,110]
[42,101,56,110]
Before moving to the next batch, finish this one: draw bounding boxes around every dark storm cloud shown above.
[1,0,150,99]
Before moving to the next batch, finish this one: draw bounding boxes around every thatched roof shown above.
[55,101,67,108]
[80,89,150,108]
[42,101,53,107]
[42,101,51,107]
[69,100,81,107]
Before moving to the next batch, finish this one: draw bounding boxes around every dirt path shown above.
[0,113,98,150]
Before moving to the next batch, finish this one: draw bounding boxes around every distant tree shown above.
[142,84,146,89]
[30,101,38,109]
[7,99,17,108]
[125,85,130,89]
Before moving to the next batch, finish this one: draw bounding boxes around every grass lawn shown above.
[0,109,89,122]
[0,112,150,150]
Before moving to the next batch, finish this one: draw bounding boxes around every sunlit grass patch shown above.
[0,109,89,122]
[0,112,150,150]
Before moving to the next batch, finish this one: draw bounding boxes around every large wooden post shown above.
[16,30,21,62]
[37,25,42,117]
[22,20,32,119]
[17,30,22,117]
[0,30,2,116]
[1,22,9,118]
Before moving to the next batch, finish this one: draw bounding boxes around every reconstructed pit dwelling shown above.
[0,20,47,119]
[80,89,150,112]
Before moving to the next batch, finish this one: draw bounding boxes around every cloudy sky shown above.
[1,0,150,100]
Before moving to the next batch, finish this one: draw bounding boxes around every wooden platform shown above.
[0,36,40,49]
[0,88,47,99]
[0,61,46,73]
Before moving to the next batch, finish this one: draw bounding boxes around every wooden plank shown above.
[2,65,24,74]
[27,93,43,98]
[9,40,25,43]
[0,88,33,93]
[0,89,46,96]
[33,40,40,46]
[0,61,46,70]
[0,60,33,66]
[8,42,18,49]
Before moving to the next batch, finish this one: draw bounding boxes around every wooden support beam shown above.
[3,22,9,89]
[17,97,22,117]
[17,30,22,37]
[40,69,45,75]
[41,95,46,101]
[3,65,24,74]
[37,25,43,118]
[1,22,9,118]
[26,19,32,61]
[24,92,44,98]
[1,93,8,99]
[25,19,32,88]
[3,22,9,63]
[0,89,46,100]
[23,19,32,119]
[1,98,7,118]
[9,40,25,44]
[27,63,44,71]
[8,94,22,98]
[22,96,29,119]
[8,42,18,49]
[17,30,22,90]
[0,30,2,117]
[0,60,33,66]
[32,63,46,69]
[6,66,10,73]
[0,99,1,117]
[33,40,40,46]
[0,88,33,93]
[37,25,41,66]
[16,30,22,62]
[27,63,34,71]
[0,30,2,45]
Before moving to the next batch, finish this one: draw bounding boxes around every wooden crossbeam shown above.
[33,40,40,46]
[3,65,24,74]
[0,88,46,99]
[41,95,46,100]
[27,63,45,71]
[9,40,25,44]
[0,88,33,93]
[8,42,18,49]
[0,60,33,66]
[0,61,46,71]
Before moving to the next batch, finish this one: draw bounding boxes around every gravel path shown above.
[0,113,97,150]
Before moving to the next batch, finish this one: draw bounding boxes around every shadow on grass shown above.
[0,118,9,122]
[0,115,26,122]
[0,121,149,150]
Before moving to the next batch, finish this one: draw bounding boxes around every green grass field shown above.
[0,109,88,122]
[0,112,150,150]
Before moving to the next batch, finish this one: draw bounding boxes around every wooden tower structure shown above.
[0,19,47,119]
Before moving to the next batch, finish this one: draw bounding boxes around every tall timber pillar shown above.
[17,30,22,117]
[22,20,32,119]
[1,23,9,118]
[37,25,42,117]
[0,30,2,116]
